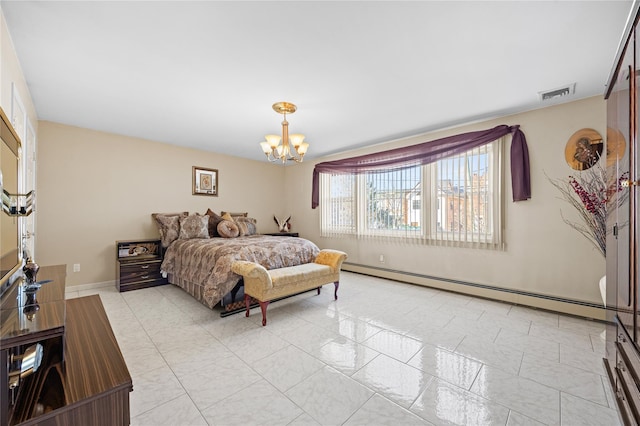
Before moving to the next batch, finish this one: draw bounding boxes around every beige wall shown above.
[36,122,287,286]
[286,96,607,308]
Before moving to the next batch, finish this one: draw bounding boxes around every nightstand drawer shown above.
[119,261,163,285]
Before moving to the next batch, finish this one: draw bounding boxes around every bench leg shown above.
[244,294,251,318]
[317,287,321,295]
[259,300,270,326]
[334,281,339,300]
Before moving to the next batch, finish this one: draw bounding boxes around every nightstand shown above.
[262,232,299,237]
[115,239,168,292]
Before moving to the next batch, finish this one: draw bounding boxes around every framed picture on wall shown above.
[193,166,218,196]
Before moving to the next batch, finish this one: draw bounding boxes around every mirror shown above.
[0,107,23,294]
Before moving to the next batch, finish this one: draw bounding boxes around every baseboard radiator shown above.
[342,262,605,321]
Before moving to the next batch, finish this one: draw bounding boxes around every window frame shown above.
[320,138,504,248]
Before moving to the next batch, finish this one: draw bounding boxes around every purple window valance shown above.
[312,124,530,209]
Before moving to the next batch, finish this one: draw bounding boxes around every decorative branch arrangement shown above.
[548,160,628,257]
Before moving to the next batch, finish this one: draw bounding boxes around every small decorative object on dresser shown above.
[115,239,168,292]
[273,215,291,232]
[23,258,40,283]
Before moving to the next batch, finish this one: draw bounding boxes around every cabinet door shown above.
[606,69,623,374]
[607,38,634,337]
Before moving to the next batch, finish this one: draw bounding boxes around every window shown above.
[320,139,503,248]
[320,173,356,235]
[365,166,421,234]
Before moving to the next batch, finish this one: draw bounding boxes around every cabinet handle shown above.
[140,265,150,269]
[621,179,640,187]
[141,275,149,279]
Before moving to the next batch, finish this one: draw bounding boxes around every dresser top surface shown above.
[0,264,67,348]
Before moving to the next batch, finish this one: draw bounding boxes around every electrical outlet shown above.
[379,254,385,263]
[73,263,80,272]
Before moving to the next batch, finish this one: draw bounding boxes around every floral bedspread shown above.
[161,235,320,308]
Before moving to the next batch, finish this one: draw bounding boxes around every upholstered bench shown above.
[231,249,347,326]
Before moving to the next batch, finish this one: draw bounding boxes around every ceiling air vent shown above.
[539,83,575,102]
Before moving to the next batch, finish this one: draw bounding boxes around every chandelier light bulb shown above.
[260,141,271,154]
[265,134,281,149]
[297,142,309,155]
[289,134,305,148]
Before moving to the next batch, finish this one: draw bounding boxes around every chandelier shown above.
[259,102,309,163]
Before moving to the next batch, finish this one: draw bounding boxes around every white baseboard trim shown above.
[343,263,605,321]
[65,280,114,292]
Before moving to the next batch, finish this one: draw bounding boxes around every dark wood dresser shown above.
[1,265,132,425]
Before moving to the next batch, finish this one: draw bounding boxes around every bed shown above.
[154,211,320,312]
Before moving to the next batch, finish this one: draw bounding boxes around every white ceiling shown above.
[1,1,633,162]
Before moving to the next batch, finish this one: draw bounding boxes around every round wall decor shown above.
[606,127,626,167]
[564,128,603,171]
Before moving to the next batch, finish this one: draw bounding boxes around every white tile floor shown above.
[66,272,621,426]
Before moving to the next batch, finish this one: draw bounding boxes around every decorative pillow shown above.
[217,219,239,238]
[236,221,247,236]
[221,211,248,218]
[236,216,256,224]
[205,208,223,237]
[236,217,257,236]
[151,212,189,247]
[154,215,182,247]
[221,212,234,222]
[179,214,210,240]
